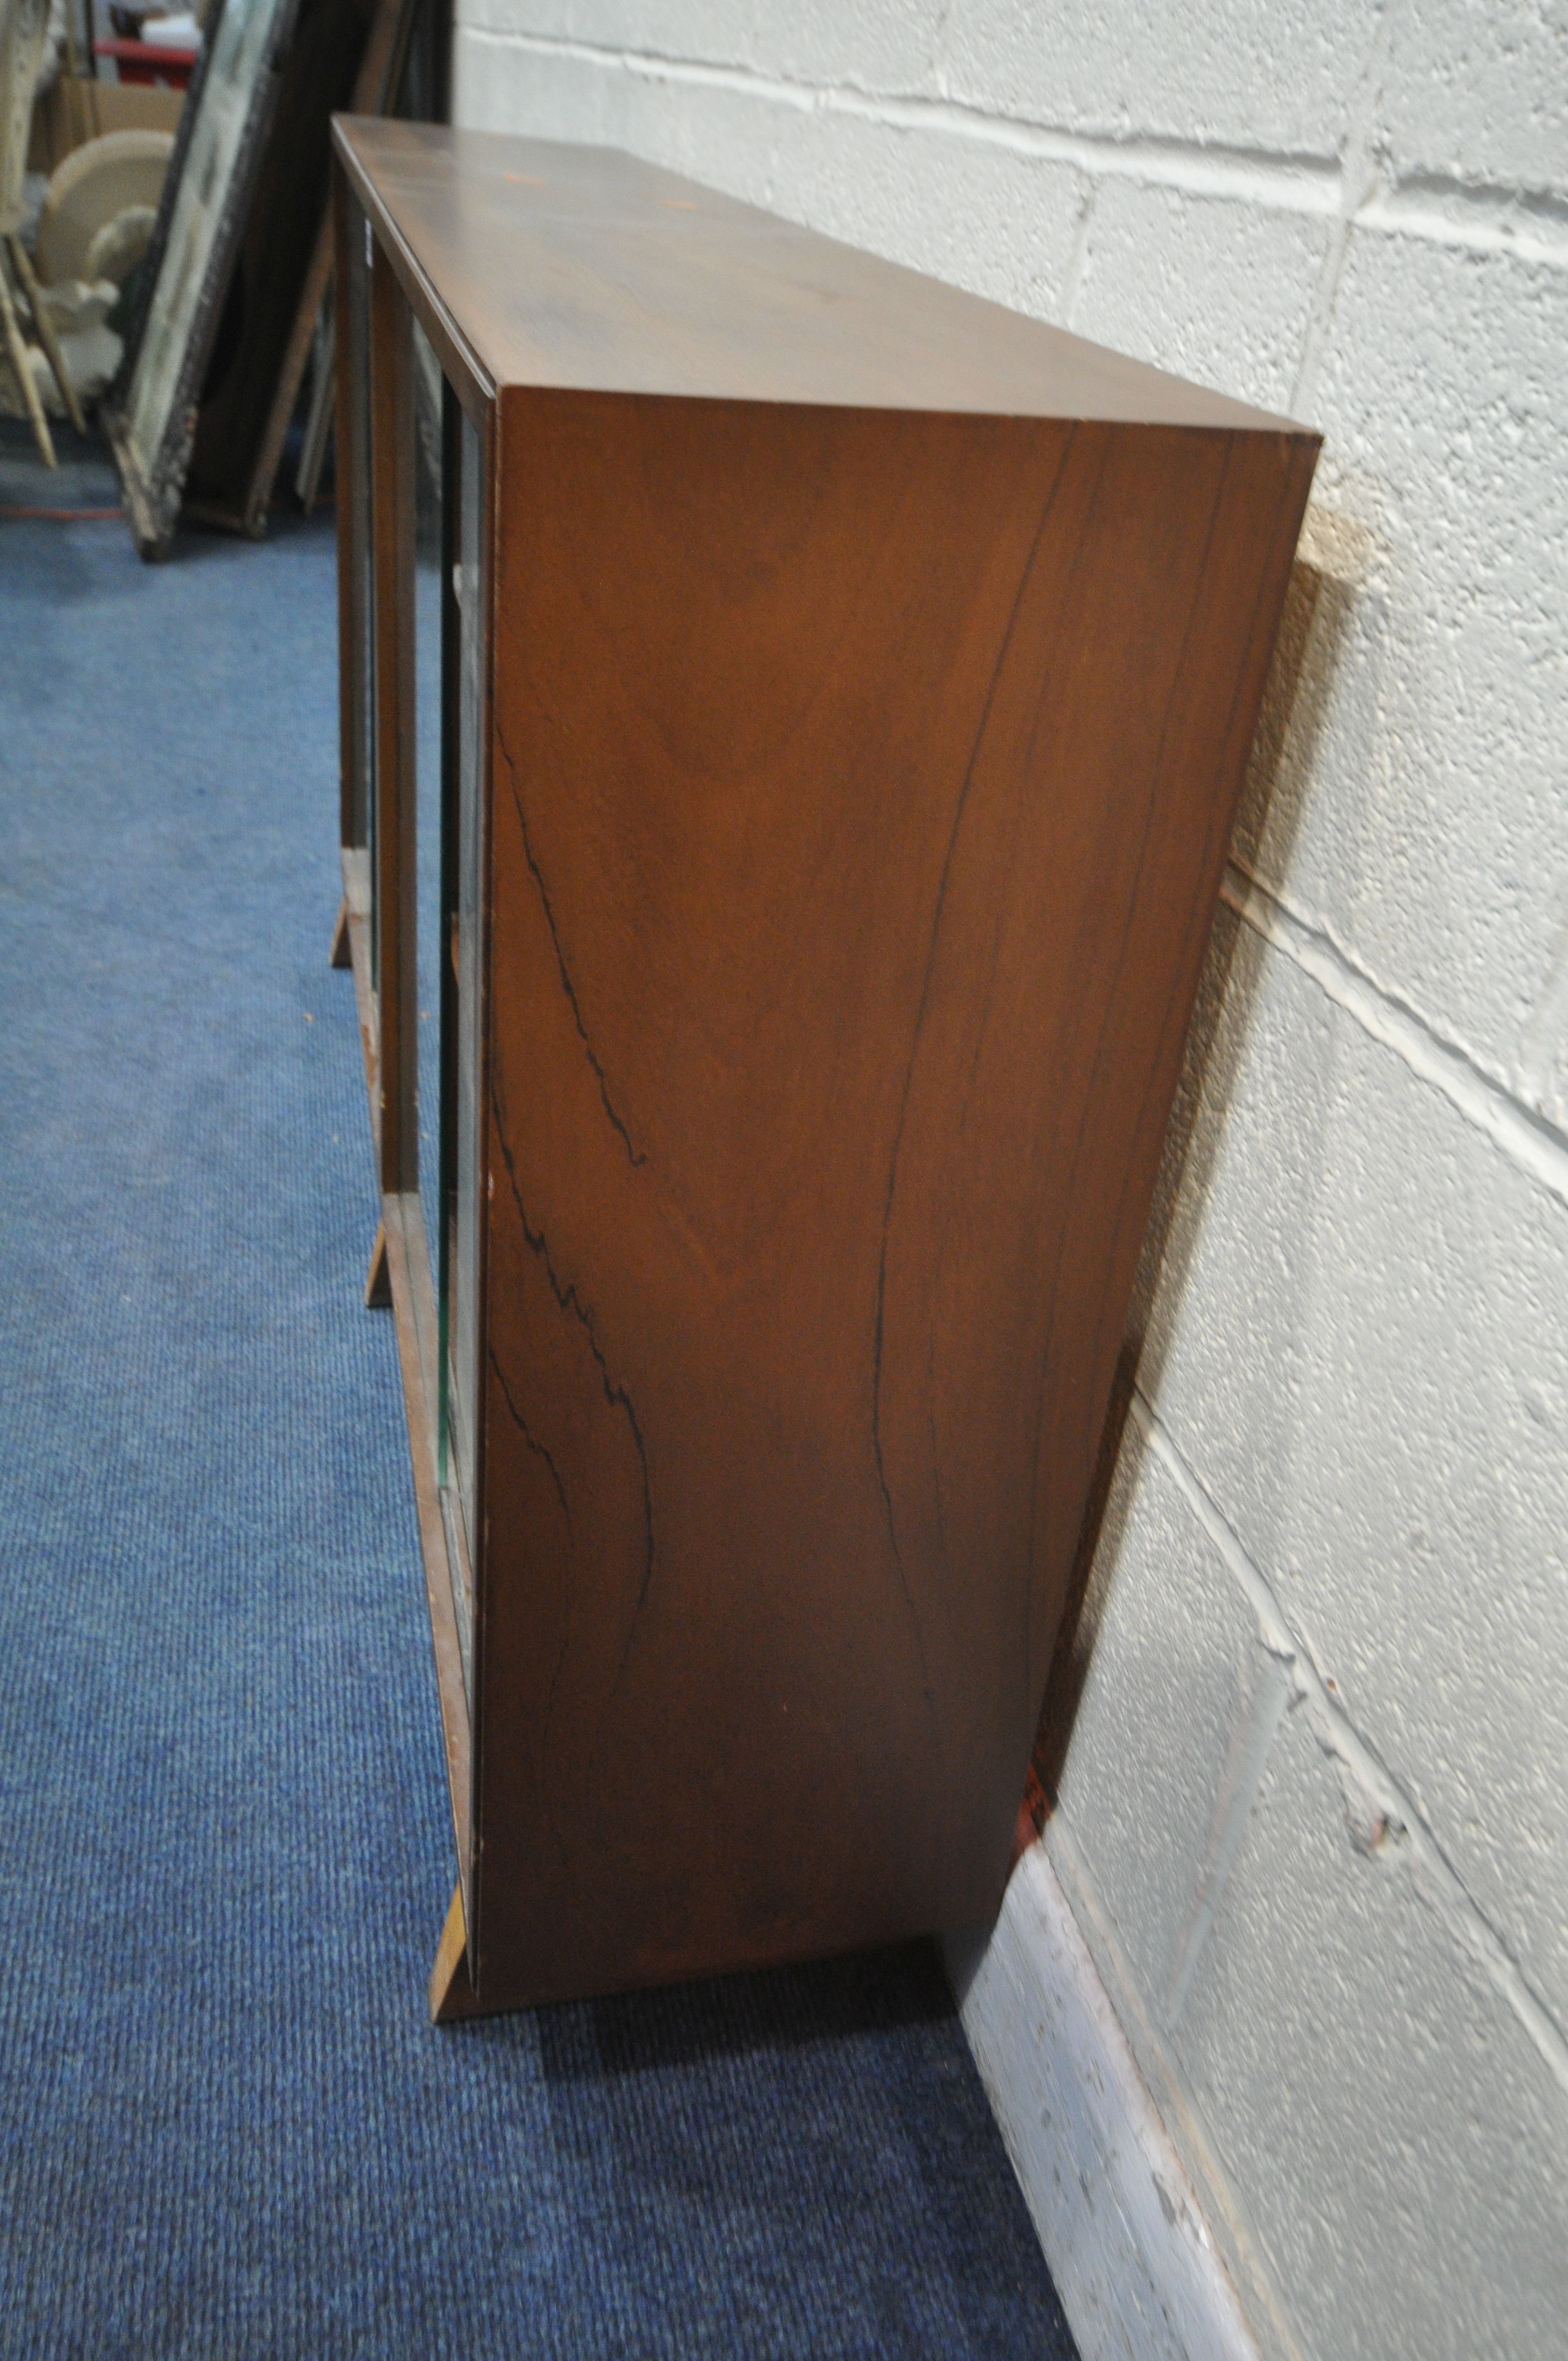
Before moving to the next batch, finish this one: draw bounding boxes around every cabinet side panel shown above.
[878,425,1320,1865]
[473,388,1314,2005]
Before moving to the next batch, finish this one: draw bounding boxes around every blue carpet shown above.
[0,412,124,516]
[0,427,1077,2360]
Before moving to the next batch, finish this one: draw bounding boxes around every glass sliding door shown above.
[447,399,484,1596]
[411,311,445,1352]
[350,221,485,1713]
[410,317,481,1703]
[334,180,377,981]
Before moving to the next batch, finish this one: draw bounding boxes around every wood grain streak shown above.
[487,1066,657,1629]
[872,422,1080,1723]
[495,724,646,1165]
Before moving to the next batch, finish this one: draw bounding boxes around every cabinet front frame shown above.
[332,147,494,1943]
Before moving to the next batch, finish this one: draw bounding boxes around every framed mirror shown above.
[104,0,298,558]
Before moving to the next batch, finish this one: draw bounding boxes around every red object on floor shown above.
[93,37,197,86]
[1011,1764,1051,1864]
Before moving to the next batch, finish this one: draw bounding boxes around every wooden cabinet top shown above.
[333,116,1300,432]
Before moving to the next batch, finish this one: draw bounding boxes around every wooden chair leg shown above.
[6,235,85,437]
[329,894,352,969]
[429,1881,480,2022]
[0,252,54,467]
[363,1218,391,1308]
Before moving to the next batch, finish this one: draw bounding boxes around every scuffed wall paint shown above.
[450,9,1568,2353]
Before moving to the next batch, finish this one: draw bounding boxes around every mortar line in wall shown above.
[1289,0,1399,418]
[1357,182,1568,270]
[1518,911,1568,1105]
[1222,861,1568,1215]
[1058,181,1097,329]
[1163,1646,1294,2028]
[1128,1389,1568,2098]
[468,26,1568,270]
[468,29,1344,206]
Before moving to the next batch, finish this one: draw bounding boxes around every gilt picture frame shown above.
[104,0,299,559]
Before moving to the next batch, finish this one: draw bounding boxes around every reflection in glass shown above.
[450,403,483,1566]
[412,315,444,1347]
[410,319,482,1706]
[347,204,375,945]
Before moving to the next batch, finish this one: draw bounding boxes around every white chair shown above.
[0,0,85,463]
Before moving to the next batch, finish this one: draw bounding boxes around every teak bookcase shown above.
[329,115,1319,2022]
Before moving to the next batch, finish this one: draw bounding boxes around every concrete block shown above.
[460,0,952,89]
[1376,0,1568,196]
[618,70,796,210]
[1174,1704,1568,2361]
[456,22,1087,318]
[1246,226,1568,1094]
[460,3,755,61]
[1069,179,1329,414]
[1141,920,1568,2033]
[454,29,607,143]
[454,27,794,208]
[937,0,1375,157]
[742,0,954,92]
[784,108,1086,316]
[1052,1435,1284,2033]
[455,0,570,36]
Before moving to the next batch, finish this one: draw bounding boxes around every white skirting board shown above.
[944,1837,1261,2361]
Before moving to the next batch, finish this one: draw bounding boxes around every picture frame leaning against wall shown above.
[104,0,299,559]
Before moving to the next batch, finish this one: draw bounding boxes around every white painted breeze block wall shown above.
[450,9,1568,2355]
